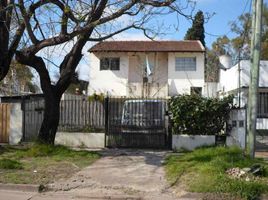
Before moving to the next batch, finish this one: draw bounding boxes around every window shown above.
[100,57,120,70]
[175,57,196,71]
[190,87,202,96]
[232,120,237,128]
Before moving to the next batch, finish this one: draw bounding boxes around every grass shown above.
[0,144,100,185]
[165,146,268,200]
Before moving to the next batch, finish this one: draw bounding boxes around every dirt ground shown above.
[45,149,182,200]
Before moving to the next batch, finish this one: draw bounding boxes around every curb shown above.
[0,183,41,192]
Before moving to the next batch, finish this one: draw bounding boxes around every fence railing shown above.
[258,92,268,118]
[58,99,105,132]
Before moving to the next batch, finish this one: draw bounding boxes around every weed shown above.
[165,146,268,200]
[0,159,23,169]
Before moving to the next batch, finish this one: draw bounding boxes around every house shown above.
[218,60,268,130]
[87,40,206,98]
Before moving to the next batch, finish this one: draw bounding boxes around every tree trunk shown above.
[38,92,61,144]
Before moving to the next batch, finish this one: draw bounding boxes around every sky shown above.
[42,0,268,82]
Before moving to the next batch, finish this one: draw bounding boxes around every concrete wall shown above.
[172,135,215,151]
[256,118,268,130]
[55,132,105,148]
[127,52,168,97]
[168,52,205,96]
[227,109,246,149]
[203,82,218,98]
[9,103,23,145]
[88,51,205,97]
[219,60,268,93]
[88,52,129,96]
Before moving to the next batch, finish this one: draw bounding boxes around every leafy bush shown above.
[169,95,233,135]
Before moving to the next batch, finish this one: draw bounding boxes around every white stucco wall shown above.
[55,132,105,148]
[88,51,205,97]
[219,60,268,93]
[127,52,168,97]
[172,135,215,151]
[9,103,23,145]
[219,66,239,93]
[88,52,129,96]
[227,109,246,149]
[168,52,205,96]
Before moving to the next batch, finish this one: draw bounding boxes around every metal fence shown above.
[58,99,105,132]
[23,98,105,141]
[23,97,44,141]
[258,92,268,118]
[106,97,169,148]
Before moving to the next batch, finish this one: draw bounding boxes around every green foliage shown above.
[0,159,23,169]
[184,10,205,47]
[165,146,268,200]
[88,93,105,102]
[169,95,233,135]
[210,4,268,61]
[205,50,220,82]
[0,60,38,94]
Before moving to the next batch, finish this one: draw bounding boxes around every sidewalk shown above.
[0,189,203,200]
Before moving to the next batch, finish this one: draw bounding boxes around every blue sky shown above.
[44,0,268,82]
[154,0,258,47]
[114,0,267,47]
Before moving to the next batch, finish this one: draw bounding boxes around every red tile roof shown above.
[88,40,205,53]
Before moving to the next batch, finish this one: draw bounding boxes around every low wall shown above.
[227,109,246,149]
[172,135,215,151]
[55,132,105,148]
[256,118,268,130]
[9,103,23,145]
[226,134,246,149]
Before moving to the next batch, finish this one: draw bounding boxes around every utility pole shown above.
[247,0,263,159]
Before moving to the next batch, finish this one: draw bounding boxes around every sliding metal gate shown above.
[106,97,169,148]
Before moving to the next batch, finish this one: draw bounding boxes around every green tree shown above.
[0,61,37,95]
[230,4,268,59]
[205,36,231,82]
[184,10,206,47]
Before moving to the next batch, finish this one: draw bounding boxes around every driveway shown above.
[45,148,177,199]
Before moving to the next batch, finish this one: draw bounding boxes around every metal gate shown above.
[22,98,44,141]
[105,97,169,148]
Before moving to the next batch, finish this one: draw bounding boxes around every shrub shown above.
[169,95,233,135]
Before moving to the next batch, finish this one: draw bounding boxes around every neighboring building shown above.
[218,60,268,129]
[87,40,205,98]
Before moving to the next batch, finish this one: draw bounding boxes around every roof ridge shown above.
[88,40,205,52]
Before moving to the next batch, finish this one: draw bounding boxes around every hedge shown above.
[169,95,233,135]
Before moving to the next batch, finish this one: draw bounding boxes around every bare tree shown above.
[6,0,195,144]
[0,0,25,81]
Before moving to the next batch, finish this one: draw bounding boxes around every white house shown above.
[87,40,206,98]
[219,60,268,129]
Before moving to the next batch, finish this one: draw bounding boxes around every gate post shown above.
[104,95,109,147]
[21,96,26,142]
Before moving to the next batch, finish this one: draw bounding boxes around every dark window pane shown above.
[110,58,120,70]
[100,58,109,70]
[190,87,202,95]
